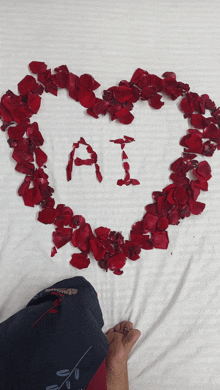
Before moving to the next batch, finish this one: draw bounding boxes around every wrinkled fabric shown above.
[0,276,109,390]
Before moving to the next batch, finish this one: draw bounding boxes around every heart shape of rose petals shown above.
[1,62,219,275]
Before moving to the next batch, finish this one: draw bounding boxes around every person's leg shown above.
[104,321,141,390]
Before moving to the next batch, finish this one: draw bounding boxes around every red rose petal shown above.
[113,86,134,104]
[151,231,169,249]
[27,122,44,146]
[130,68,147,84]
[69,215,85,228]
[188,199,205,215]
[51,246,57,257]
[90,238,106,261]
[29,61,47,74]
[173,186,188,205]
[45,80,58,96]
[157,216,169,231]
[8,124,26,140]
[149,94,164,109]
[0,102,14,122]
[78,88,96,108]
[143,213,159,232]
[54,205,73,227]
[38,207,58,224]
[71,223,94,252]
[54,71,68,88]
[28,94,41,114]
[34,147,47,167]
[22,184,42,207]
[195,161,212,181]
[123,241,140,260]
[185,134,203,153]
[18,75,38,96]
[130,179,140,185]
[70,253,90,269]
[95,226,111,241]
[53,227,73,249]
[1,91,21,112]
[191,114,207,129]
[108,253,126,270]
[162,71,176,79]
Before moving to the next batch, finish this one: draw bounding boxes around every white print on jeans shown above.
[46,346,92,390]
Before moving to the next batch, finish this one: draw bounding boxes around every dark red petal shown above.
[95,164,103,182]
[87,98,109,118]
[188,200,205,215]
[90,238,106,261]
[123,161,130,171]
[122,151,128,159]
[95,226,111,241]
[67,72,79,90]
[114,108,134,124]
[0,103,14,122]
[168,208,180,225]
[15,162,34,175]
[1,91,21,112]
[113,87,133,103]
[54,71,68,88]
[51,246,57,257]
[53,227,73,249]
[203,123,220,140]
[12,149,34,164]
[195,161,212,181]
[108,253,126,270]
[78,88,96,108]
[54,65,69,74]
[122,241,140,260]
[27,122,44,146]
[143,213,159,232]
[130,68,147,84]
[45,80,58,96]
[8,125,26,140]
[29,61,47,74]
[141,86,157,100]
[117,179,124,186]
[28,94,41,114]
[71,223,94,252]
[70,253,90,269]
[18,75,38,96]
[151,231,169,249]
[185,134,203,153]
[162,71,176,79]
[130,179,140,185]
[191,114,207,129]
[180,97,193,117]
[54,205,73,227]
[38,207,58,224]
[157,216,169,230]
[34,147,47,167]
[69,215,85,228]
[173,186,188,205]
[22,184,42,207]
[149,94,164,109]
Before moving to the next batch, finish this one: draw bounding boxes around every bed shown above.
[0,1,220,389]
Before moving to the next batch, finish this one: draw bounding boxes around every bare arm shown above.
[106,362,129,390]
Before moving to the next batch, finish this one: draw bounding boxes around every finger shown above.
[124,321,133,331]
[114,323,121,332]
[106,328,114,334]
[120,321,128,332]
[124,329,141,347]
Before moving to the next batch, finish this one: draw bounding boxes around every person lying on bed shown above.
[0,276,141,390]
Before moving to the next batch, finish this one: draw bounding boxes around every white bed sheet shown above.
[1,1,220,389]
